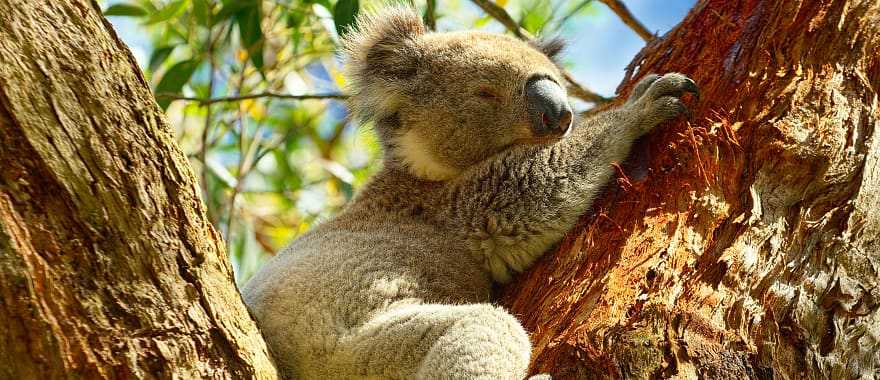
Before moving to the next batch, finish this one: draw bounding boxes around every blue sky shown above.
[111,0,696,99]
[563,0,696,97]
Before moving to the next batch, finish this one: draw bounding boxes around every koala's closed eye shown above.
[476,87,500,101]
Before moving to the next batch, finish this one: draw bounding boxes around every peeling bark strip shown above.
[0,1,276,378]
[504,0,880,378]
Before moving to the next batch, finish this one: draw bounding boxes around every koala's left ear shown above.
[531,37,566,62]
[343,7,425,80]
[342,6,425,120]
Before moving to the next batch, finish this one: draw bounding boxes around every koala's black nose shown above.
[526,77,574,136]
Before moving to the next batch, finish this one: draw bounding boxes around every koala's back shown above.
[241,211,491,378]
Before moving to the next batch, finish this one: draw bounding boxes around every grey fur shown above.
[242,6,697,379]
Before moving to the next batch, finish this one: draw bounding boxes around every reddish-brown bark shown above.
[2,0,878,378]
[504,0,880,378]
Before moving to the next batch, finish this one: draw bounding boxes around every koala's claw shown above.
[681,77,699,100]
[627,73,698,105]
[658,96,691,120]
[643,73,698,100]
[626,73,698,133]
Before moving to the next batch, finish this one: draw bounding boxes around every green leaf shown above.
[235,3,264,71]
[216,1,252,21]
[519,3,552,34]
[474,15,492,28]
[312,0,334,11]
[285,8,305,29]
[155,59,200,110]
[145,0,190,25]
[192,0,211,25]
[103,3,148,17]
[339,180,354,200]
[148,45,177,72]
[286,8,306,54]
[333,0,359,37]
[139,1,159,13]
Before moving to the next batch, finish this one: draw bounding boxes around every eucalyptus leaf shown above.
[235,2,264,71]
[312,0,334,11]
[217,1,253,21]
[333,0,359,37]
[104,3,148,17]
[145,0,190,25]
[155,58,201,109]
[192,0,211,25]
[148,45,177,72]
[286,9,305,29]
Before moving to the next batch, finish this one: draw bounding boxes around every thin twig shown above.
[425,0,437,31]
[469,0,611,104]
[224,58,255,241]
[597,0,654,42]
[554,0,594,30]
[201,17,220,226]
[470,0,528,38]
[158,92,348,105]
[253,114,318,164]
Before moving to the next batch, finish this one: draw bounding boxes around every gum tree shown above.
[502,0,880,378]
[1,0,877,378]
[0,0,275,377]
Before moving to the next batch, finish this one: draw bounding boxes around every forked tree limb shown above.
[157,91,348,105]
[470,0,612,104]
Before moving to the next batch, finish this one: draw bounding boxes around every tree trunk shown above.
[504,0,880,378]
[0,1,277,378]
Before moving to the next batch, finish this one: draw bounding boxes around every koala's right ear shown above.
[342,6,426,120]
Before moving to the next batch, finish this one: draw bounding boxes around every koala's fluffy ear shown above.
[531,37,566,62]
[342,7,426,121]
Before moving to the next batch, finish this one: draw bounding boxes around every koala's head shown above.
[342,7,572,181]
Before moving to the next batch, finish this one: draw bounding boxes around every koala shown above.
[242,6,697,380]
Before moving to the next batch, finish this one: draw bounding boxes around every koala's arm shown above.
[441,73,697,283]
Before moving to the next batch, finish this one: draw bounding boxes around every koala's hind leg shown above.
[338,303,537,379]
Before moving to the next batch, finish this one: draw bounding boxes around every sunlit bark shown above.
[505,1,880,378]
[0,1,276,377]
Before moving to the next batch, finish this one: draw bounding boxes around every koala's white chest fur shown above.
[394,129,461,181]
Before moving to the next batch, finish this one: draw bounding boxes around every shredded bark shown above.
[503,0,880,378]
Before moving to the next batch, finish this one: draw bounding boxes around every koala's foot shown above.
[625,73,698,134]
[414,304,531,379]
[335,303,532,379]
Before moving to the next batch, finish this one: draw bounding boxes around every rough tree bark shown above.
[504,0,880,379]
[0,1,277,378]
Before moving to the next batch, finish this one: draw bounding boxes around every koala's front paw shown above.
[626,73,660,102]
[626,73,698,134]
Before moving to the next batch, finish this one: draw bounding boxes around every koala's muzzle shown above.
[526,78,573,137]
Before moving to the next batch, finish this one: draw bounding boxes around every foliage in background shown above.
[103,0,608,282]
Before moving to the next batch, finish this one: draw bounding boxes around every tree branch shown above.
[425,0,437,31]
[157,92,348,105]
[469,0,611,104]
[470,0,529,38]
[597,0,654,42]
[562,72,611,105]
